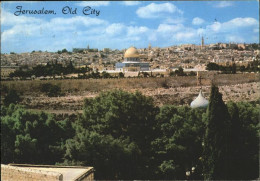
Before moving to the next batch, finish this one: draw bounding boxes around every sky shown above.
[1,1,259,53]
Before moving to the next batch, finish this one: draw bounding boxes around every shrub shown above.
[40,83,62,97]
[3,89,21,106]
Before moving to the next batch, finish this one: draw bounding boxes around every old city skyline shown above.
[1,1,259,53]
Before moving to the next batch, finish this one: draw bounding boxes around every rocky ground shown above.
[22,82,259,114]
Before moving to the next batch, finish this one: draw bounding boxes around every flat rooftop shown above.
[7,164,94,181]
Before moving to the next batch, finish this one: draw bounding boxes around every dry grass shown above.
[1,73,259,96]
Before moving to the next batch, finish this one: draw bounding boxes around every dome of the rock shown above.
[124,46,140,58]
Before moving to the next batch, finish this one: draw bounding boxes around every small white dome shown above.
[190,90,209,108]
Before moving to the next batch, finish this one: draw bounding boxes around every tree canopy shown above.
[0,89,259,180]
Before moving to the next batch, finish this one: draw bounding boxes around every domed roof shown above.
[190,90,209,108]
[124,46,140,58]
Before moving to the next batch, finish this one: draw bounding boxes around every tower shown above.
[148,43,151,50]
[201,36,204,48]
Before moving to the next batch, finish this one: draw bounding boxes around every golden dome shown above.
[124,46,140,58]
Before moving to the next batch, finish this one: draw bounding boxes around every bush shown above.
[3,89,21,106]
[118,72,124,78]
[40,83,62,97]
[175,67,186,76]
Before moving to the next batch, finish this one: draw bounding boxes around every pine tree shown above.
[203,84,231,180]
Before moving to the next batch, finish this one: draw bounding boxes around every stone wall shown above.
[77,172,94,181]
[74,168,94,181]
[1,164,63,181]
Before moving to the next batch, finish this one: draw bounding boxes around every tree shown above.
[1,104,74,164]
[231,102,259,179]
[169,71,175,77]
[231,63,236,74]
[66,61,74,74]
[40,83,62,97]
[203,84,231,180]
[175,67,186,76]
[61,49,68,53]
[239,65,246,72]
[64,90,159,179]
[152,105,206,180]
[118,72,124,78]
[189,71,196,76]
[3,89,21,106]
[101,71,111,78]
[206,63,219,71]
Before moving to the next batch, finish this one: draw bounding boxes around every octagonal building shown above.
[115,46,150,72]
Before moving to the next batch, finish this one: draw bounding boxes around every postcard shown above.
[1,1,259,180]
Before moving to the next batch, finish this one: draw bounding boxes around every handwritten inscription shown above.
[82,6,100,16]
[14,6,100,16]
[62,6,100,16]
[14,6,56,16]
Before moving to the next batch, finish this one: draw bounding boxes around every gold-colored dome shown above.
[124,46,140,58]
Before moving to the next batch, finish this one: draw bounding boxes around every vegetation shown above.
[152,105,206,179]
[1,88,259,179]
[1,73,258,97]
[64,90,159,179]
[1,86,22,106]
[40,83,63,97]
[175,67,186,76]
[250,43,260,50]
[203,85,232,179]
[8,62,125,80]
[1,104,74,164]
[9,61,89,78]
[118,72,124,78]
[206,61,260,73]
[57,49,72,54]
[203,85,259,179]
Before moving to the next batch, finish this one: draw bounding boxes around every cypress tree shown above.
[203,84,231,180]
[226,102,243,179]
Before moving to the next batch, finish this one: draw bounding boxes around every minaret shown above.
[201,36,204,49]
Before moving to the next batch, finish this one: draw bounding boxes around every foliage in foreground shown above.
[1,104,74,164]
[1,89,259,180]
[203,85,259,180]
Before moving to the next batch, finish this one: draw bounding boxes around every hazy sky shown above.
[1,1,259,53]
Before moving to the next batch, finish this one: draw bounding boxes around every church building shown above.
[190,72,209,108]
[190,90,209,108]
